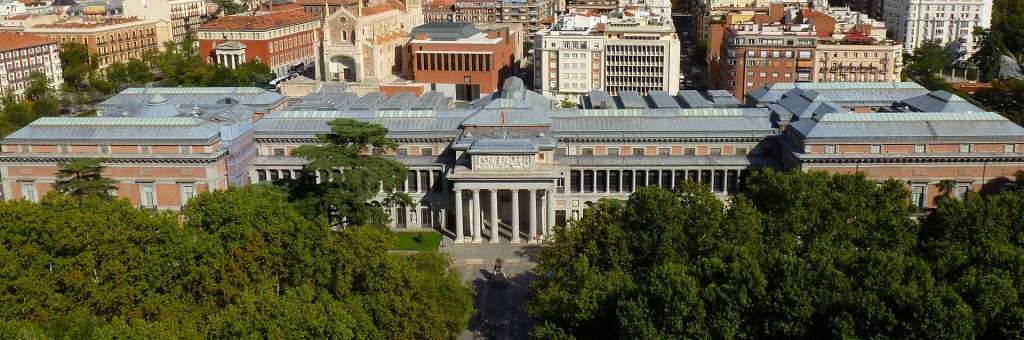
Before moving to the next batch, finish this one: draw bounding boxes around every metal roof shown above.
[648,91,681,108]
[816,111,1006,122]
[4,117,222,144]
[585,91,617,109]
[618,91,649,109]
[678,91,713,108]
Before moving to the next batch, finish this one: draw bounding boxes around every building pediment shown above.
[215,40,246,50]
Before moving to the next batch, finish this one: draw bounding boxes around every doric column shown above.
[511,189,521,243]
[722,170,730,195]
[528,189,538,243]
[472,189,482,243]
[454,189,464,243]
[546,188,556,235]
[490,189,500,243]
[735,170,742,192]
[709,169,716,191]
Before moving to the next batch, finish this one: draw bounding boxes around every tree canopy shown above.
[528,170,1024,338]
[286,119,413,227]
[0,186,474,338]
[908,40,952,77]
[974,78,1024,125]
[53,158,118,200]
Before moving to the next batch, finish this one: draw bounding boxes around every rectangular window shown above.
[59,144,69,153]
[870,145,882,153]
[273,148,286,156]
[632,147,644,156]
[710,148,722,155]
[825,145,837,154]
[658,148,669,156]
[180,145,191,154]
[914,144,927,153]
[140,145,151,154]
[684,148,696,155]
[181,184,196,206]
[21,182,37,203]
[99,145,110,154]
[582,148,594,156]
[955,184,971,200]
[1005,144,1016,152]
[422,148,433,156]
[735,147,747,155]
[911,185,926,208]
[959,144,973,153]
[19,145,30,153]
[140,183,157,208]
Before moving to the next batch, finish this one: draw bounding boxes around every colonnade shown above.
[453,187,556,244]
[568,168,748,194]
[216,50,245,69]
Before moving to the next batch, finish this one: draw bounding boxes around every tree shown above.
[0,186,474,338]
[53,158,118,200]
[974,78,1024,125]
[24,71,51,101]
[909,40,952,77]
[529,170,1001,338]
[693,40,709,67]
[969,28,1007,82]
[558,97,577,108]
[290,119,413,226]
[31,97,60,118]
[1,100,34,127]
[936,179,957,202]
[125,59,154,84]
[59,43,95,92]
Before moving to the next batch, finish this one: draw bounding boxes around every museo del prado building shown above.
[3,78,1024,244]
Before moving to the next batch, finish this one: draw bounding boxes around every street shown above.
[443,239,541,340]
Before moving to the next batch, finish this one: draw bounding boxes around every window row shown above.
[416,53,493,72]
[567,169,750,194]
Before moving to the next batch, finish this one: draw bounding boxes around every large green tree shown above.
[974,78,1024,125]
[528,169,1015,338]
[290,119,413,226]
[59,42,96,92]
[0,186,474,338]
[909,40,952,77]
[969,28,1007,82]
[53,158,118,200]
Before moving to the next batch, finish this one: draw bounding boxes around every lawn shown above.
[393,231,442,251]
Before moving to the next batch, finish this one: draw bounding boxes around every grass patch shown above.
[393,231,442,251]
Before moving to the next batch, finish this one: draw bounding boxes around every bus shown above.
[266,73,299,92]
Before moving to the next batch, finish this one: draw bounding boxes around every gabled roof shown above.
[900,90,985,113]
[2,117,222,144]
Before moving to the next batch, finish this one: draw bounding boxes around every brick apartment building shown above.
[406,22,517,101]
[709,5,903,100]
[0,32,63,102]
[24,18,167,69]
[197,8,321,77]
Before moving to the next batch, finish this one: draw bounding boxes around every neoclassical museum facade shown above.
[3,80,1024,244]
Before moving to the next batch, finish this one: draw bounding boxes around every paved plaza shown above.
[442,237,541,340]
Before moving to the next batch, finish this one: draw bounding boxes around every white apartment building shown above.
[0,0,27,19]
[123,0,207,46]
[534,14,606,101]
[0,32,63,102]
[882,0,991,61]
[534,11,680,102]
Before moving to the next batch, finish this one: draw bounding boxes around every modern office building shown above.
[882,0,992,61]
[407,22,518,101]
[2,79,1023,243]
[0,32,62,102]
[197,8,321,77]
[534,11,681,102]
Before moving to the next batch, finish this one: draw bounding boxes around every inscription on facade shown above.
[474,155,532,170]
